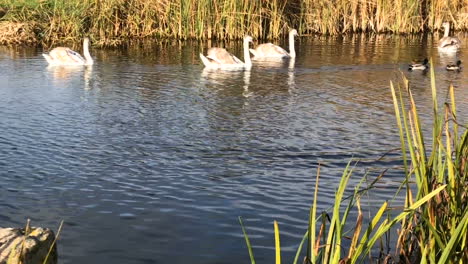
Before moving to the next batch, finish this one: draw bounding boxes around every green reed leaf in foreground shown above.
[328,161,354,263]
[438,209,468,264]
[360,185,446,260]
[394,64,468,262]
[293,231,308,264]
[239,216,256,264]
[274,220,281,264]
[240,70,466,263]
[350,201,388,263]
[307,165,320,264]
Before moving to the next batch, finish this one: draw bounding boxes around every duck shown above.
[408,58,429,71]
[43,37,94,66]
[199,35,253,69]
[446,60,462,71]
[249,29,298,59]
[438,22,461,53]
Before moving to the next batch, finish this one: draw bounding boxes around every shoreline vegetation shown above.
[240,65,468,263]
[0,0,467,46]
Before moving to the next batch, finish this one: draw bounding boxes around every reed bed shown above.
[392,63,468,262]
[240,66,468,263]
[0,0,467,46]
[0,21,38,45]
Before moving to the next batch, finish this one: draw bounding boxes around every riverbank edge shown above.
[1,0,467,47]
[1,20,467,48]
[0,21,468,47]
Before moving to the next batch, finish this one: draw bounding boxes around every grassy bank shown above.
[0,0,467,46]
[240,65,468,263]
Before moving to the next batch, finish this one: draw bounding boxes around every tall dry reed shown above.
[0,0,467,46]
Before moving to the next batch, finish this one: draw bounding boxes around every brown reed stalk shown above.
[0,0,467,46]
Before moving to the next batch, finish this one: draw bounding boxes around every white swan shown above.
[249,29,298,59]
[43,38,94,66]
[200,35,253,69]
[438,22,461,53]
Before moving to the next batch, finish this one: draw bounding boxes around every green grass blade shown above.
[448,84,458,149]
[351,201,388,263]
[274,220,281,264]
[363,185,446,257]
[390,80,408,175]
[239,216,256,264]
[308,166,321,263]
[293,230,309,264]
[325,161,354,262]
[438,209,468,264]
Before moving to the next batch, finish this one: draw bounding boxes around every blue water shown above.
[0,34,467,263]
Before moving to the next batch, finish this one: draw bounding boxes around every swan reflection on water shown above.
[438,51,460,68]
[242,70,252,98]
[201,67,252,98]
[200,67,247,81]
[47,65,93,90]
[201,56,296,97]
[250,57,296,93]
[288,57,295,87]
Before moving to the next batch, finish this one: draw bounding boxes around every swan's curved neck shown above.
[83,38,94,65]
[444,24,450,37]
[289,32,296,58]
[243,39,252,67]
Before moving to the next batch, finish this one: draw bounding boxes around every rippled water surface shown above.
[1,34,467,264]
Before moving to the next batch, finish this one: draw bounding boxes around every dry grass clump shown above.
[0,21,39,45]
[0,0,296,46]
[299,0,468,34]
[0,0,467,45]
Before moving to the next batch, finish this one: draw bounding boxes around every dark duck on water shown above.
[408,58,429,71]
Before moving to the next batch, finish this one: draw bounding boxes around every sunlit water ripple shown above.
[0,34,467,263]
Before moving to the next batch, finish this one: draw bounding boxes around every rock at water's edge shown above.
[0,227,57,264]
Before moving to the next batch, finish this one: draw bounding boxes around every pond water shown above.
[0,34,467,264]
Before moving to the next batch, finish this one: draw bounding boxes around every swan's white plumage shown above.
[438,22,461,53]
[249,43,289,58]
[206,47,242,64]
[43,38,94,66]
[250,29,298,59]
[200,36,253,69]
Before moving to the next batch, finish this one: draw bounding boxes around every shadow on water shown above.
[0,34,467,264]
